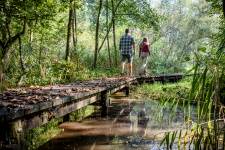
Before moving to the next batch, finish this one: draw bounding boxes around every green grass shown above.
[132,78,191,101]
[6,62,120,89]
[25,118,62,150]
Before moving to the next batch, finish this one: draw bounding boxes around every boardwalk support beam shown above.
[125,85,130,96]
[100,90,110,117]
[1,120,26,150]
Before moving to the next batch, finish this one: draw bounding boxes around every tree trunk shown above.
[93,0,103,68]
[106,0,112,67]
[15,36,27,85]
[97,0,124,54]
[0,54,4,91]
[0,6,26,89]
[111,0,117,66]
[72,2,78,52]
[0,47,9,91]
[0,19,26,66]
[18,37,25,73]
[65,0,73,61]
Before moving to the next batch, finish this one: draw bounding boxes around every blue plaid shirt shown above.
[119,34,135,55]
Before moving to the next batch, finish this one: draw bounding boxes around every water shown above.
[39,94,195,150]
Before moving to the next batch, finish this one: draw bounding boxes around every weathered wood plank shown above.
[8,94,100,130]
[53,95,100,118]
[7,109,25,121]
[39,101,53,111]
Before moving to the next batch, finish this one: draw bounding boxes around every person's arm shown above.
[132,37,135,55]
[139,44,141,57]
[133,43,135,55]
[148,44,151,55]
[119,38,122,51]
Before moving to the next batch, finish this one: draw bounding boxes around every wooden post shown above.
[125,86,130,96]
[1,120,26,150]
[100,90,110,117]
[63,114,70,122]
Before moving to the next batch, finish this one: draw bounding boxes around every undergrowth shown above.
[132,78,191,101]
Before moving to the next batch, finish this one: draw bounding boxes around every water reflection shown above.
[39,98,195,150]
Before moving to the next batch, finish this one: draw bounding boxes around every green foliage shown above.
[116,0,160,30]
[145,0,218,74]
[158,0,225,148]
[7,59,120,86]
[132,78,191,101]
[25,118,62,150]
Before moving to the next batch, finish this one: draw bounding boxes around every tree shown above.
[111,0,117,66]
[65,0,74,61]
[106,0,112,67]
[93,0,103,68]
[0,0,57,87]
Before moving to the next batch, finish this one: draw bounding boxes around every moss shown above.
[69,105,99,121]
[25,118,62,150]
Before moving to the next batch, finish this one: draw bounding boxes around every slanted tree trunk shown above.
[18,37,25,73]
[97,0,124,54]
[93,0,103,68]
[65,0,73,61]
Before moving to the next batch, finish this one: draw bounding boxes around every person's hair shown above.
[125,28,129,34]
[143,37,148,42]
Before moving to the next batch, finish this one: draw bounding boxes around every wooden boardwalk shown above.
[0,77,135,121]
[0,74,183,148]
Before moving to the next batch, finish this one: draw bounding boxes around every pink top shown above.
[139,42,150,53]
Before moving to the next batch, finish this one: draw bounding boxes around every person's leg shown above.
[139,56,144,75]
[128,63,132,76]
[122,62,125,74]
[121,55,126,75]
[127,55,133,76]
[143,56,148,75]
[144,56,149,75]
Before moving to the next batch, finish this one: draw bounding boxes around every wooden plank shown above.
[0,107,7,119]
[7,94,100,130]
[24,104,40,115]
[52,97,63,106]
[109,84,126,94]
[39,101,53,110]
[7,109,25,121]
[53,95,100,118]
[5,83,127,128]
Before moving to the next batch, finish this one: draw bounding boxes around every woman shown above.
[139,37,150,75]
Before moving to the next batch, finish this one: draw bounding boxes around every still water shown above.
[39,95,195,150]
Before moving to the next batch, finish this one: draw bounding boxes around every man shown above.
[119,28,135,76]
